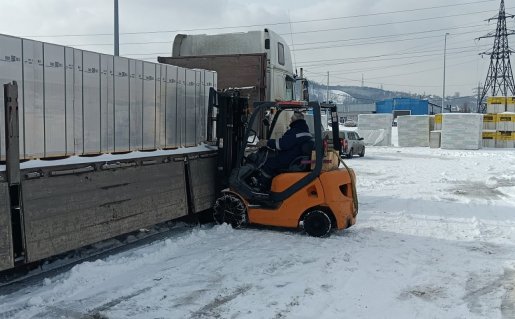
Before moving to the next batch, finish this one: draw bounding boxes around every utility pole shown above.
[326,71,330,102]
[442,32,449,113]
[114,0,119,56]
[477,0,515,113]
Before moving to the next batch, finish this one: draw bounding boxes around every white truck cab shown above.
[172,28,295,102]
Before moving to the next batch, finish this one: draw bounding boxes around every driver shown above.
[255,111,312,188]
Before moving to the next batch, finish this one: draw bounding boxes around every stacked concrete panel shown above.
[507,97,515,112]
[482,130,496,148]
[440,113,483,150]
[397,115,430,147]
[495,113,515,148]
[429,115,435,131]
[483,114,497,130]
[429,131,441,148]
[496,113,515,131]
[0,33,217,160]
[487,96,507,113]
[496,131,515,148]
[357,113,393,146]
[434,114,442,130]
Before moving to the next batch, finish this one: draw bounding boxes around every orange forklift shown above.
[210,90,357,237]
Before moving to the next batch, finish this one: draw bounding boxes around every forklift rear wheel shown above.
[302,210,332,237]
[213,194,247,229]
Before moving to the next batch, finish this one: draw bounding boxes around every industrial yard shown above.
[1,0,515,318]
[1,143,514,319]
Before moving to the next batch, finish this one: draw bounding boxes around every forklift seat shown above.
[287,138,315,172]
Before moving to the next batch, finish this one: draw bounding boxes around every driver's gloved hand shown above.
[256,139,268,148]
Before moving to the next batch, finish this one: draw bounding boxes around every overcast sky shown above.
[0,0,510,97]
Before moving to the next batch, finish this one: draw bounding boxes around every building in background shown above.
[376,97,431,118]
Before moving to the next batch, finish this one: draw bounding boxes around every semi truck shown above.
[158,28,297,108]
[0,28,318,274]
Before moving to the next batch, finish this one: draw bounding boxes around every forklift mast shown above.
[321,102,341,154]
[209,89,250,191]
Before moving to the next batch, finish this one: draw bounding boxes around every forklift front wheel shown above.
[302,210,332,237]
[213,193,247,229]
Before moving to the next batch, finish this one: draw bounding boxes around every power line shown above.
[64,26,490,50]
[19,0,496,38]
[279,7,500,37]
[299,46,489,69]
[292,23,486,52]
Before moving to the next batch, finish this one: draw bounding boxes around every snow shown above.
[1,146,515,318]
[0,144,216,172]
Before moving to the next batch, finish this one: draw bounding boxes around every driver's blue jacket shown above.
[263,119,312,176]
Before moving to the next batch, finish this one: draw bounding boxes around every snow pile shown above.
[397,115,430,147]
[441,113,483,150]
[357,114,392,146]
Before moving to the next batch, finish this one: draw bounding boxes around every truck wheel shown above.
[302,210,332,237]
[213,194,247,228]
[359,147,365,157]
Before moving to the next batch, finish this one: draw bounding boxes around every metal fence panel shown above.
[73,49,84,154]
[43,43,66,157]
[155,64,163,148]
[185,69,196,146]
[165,65,178,148]
[83,51,101,155]
[130,59,143,150]
[196,70,204,144]
[0,35,23,160]
[142,62,156,150]
[64,47,75,155]
[177,67,186,147]
[114,56,130,152]
[158,64,166,149]
[22,39,44,159]
[100,54,114,153]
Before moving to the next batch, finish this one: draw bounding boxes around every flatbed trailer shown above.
[0,32,219,273]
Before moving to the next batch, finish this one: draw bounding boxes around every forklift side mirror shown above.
[262,118,270,127]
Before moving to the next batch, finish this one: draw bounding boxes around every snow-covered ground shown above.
[1,146,515,319]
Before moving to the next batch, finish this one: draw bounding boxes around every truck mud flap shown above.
[187,152,218,213]
[0,181,13,271]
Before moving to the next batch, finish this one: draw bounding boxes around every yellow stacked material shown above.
[487,96,507,113]
[434,114,442,130]
[482,130,496,148]
[508,97,515,112]
[496,131,515,148]
[483,114,497,130]
[496,113,515,131]
[429,115,435,131]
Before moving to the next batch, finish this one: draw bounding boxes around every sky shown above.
[0,0,510,97]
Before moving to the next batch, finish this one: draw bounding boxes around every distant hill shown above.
[308,80,478,112]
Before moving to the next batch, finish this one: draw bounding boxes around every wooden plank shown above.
[22,160,189,262]
[189,155,217,213]
[0,182,13,271]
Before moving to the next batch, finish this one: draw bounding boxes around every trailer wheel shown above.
[213,194,247,228]
[302,210,332,237]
